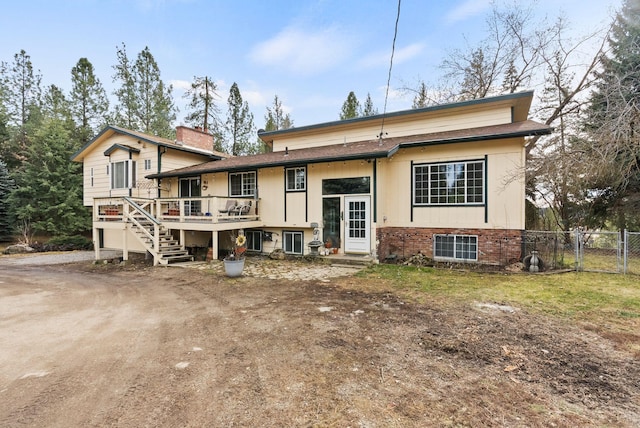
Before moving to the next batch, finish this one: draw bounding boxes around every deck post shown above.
[122,227,129,261]
[211,231,219,261]
[93,226,100,261]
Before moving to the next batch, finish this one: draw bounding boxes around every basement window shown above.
[283,231,303,255]
[434,235,478,261]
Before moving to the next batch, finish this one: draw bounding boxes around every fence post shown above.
[574,230,580,271]
[624,229,628,275]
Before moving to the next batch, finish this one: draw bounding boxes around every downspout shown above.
[129,150,134,198]
[157,146,167,198]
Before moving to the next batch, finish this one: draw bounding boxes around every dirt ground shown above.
[0,259,638,427]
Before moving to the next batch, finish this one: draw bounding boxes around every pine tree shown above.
[224,83,257,155]
[0,158,14,241]
[112,43,138,130]
[43,85,72,124]
[7,117,90,236]
[1,49,42,127]
[0,50,43,171]
[412,82,429,108]
[264,95,293,131]
[183,75,220,133]
[133,47,176,138]
[361,93,378,116]
[585,0,640,229]
[70,58,108,144]
[339,91,360,120]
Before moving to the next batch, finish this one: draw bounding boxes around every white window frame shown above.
[286,167,306,191]
[283,230,303,255]
[414,160,484,205]
[144,159,152,170]
[229,171,256,197]
[246,230,262,252]
[110,160,136,190]
[434,234,478,262]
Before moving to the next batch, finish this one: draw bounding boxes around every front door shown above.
[344,196,370,253]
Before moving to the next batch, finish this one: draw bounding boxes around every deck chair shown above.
[231,200,252,216]
[218,199,237,215]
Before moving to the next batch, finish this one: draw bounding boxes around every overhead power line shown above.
[378,0,402,144]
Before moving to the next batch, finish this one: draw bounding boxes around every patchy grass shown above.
[357,264,640,345]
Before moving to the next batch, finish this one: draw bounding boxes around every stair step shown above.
[159,249,190,256]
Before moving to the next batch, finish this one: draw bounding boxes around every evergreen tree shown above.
[0,50,43,171]
[70,58,108,144]
[1,49,42,127]
[224,82,257,155]
[264,95,293,131]
[339,91,360,120]
[183,75,220,133]
[583,0,640,230]
[43,85,72,124]
[0,158,14,241]
[7,117,90,236]
[133,47,176,138]
[412,82,429,108]
[361,93,378,116]
[112,43,138,130]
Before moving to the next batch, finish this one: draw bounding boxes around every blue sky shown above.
[0,0,621,129]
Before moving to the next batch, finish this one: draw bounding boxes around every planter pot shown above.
[224,258,245,277]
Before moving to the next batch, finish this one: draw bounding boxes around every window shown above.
[414,160,484,205]
[246,230,262,252]
[90,167,94,187]
[322,177,370,195]
[434,235,478,261]
[286,167,306,191]
[110,160,136,189]
[283,231,303,255]
[144,159,152,170]
[229,172,256,197]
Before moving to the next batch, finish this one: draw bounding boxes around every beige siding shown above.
[377,138,525,230]
[79,134,212,205]
[271,107,511,152]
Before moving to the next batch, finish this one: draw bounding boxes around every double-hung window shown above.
[110,160,136,189]
[414,160,484,205]
[434,235,478,261]
[229,171,256,197]
[286,167,306,191]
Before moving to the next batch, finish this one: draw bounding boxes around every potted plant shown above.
[223,232,247,277]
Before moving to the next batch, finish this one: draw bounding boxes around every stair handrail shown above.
[123,197,161,256]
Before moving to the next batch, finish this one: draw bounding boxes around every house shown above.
[73,91,551,266]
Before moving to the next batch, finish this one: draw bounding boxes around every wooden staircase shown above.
[124,197,193,265]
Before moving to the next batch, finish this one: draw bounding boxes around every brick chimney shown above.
[175,126,214,152]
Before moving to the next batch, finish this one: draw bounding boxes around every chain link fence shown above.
[523,230,639,275]
[625,231,640,275]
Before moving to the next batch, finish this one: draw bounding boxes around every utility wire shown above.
[379,0,402,143]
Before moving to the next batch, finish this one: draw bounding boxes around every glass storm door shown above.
[322,197,341,249]
[179,177,201,215]
[344,196,370,253]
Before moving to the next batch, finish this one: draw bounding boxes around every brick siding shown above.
[377,227,523,265]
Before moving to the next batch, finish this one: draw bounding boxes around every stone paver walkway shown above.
[172,258,365,281]
[0,251,366,281]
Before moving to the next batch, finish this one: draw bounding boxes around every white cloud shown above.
[358,43,425,69]
[242,90,267,110]
[249,25,355,75]
[445,0,492,24]
[170,79,191,92]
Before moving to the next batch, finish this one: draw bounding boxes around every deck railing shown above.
[94,196,259,224]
